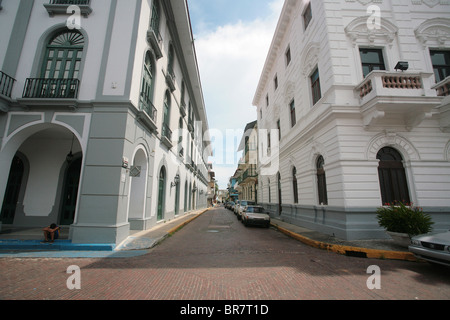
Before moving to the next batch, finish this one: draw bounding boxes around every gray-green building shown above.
[0,0,211,245]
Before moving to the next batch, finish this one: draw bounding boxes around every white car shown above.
[236,200,256,220]
[241,205,270,228]
[409,231,450,267]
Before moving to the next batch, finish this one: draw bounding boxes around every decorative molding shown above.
[301,42,320,76]
[345,16,398,48]
[411,0,450,8]
[345,0,382,4]
[366,132,421,161]
[415,18,450,49]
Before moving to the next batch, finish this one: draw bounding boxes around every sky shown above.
[187,0,284,189]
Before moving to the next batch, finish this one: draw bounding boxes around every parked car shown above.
[241,205,270,228]
[233,201,240,214]
[409,230,450,267]
[227,202,235,210]
[236,200,256,220]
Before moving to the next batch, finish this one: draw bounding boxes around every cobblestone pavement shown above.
[1,207,449,302]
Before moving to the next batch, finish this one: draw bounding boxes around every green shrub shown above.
[376,202,434,236]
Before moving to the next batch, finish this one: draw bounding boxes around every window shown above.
[139,51,156,119]
[360,48,386,78]
[292,167,298,204]
[157,166,166,221]
[285,47,291,67]
[162,91,171,139]
[41,30,84,79]
[377,147,410,205]
[290,99,296,127]
[274,75,278,90]
[150,0,161,34]
[430,50,450,83]
[266,94,269,107]
[310,67,321,105]
[317,156,328,205]
[277,119,281,141]
[303,3,312,30]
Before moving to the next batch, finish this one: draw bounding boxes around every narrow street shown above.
[1,207,449,303]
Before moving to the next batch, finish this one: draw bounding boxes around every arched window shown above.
[41,30,84,80]
[162,91,171,139]
[317,156,328,205]
[292,167,299,204]
[377,147,411,205]
[139,51,156,118]
[168,43,175,77]
[150,0,161,34]
[157,166,166,221]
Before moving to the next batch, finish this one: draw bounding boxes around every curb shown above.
[167,208,210,236]
[271,222,419,262]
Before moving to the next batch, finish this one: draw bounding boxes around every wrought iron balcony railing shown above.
[23,78,80,99]
[0,71,16,98]
[139,95,157,122]
[45,0,92,17]
[162,123,173,142]
[49,0,90,4]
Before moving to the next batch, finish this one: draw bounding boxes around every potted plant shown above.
[376,202,434,247]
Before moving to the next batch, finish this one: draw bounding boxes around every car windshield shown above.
[246,206,265,213]
[241,201,255,206]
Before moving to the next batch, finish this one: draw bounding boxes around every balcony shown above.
[147,20,163,60]
[433,76,450,97]
[161,123,173,149]
[44,0,92,17]
[180,101,187,117]
[0,71,15,98]
[23,78,80,99]
[355,71,442,130]
[164,67,176,93]
[137,95,158,133]
[18,78,80,110]
[242,167,258,182]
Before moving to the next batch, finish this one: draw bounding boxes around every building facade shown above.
[235,120,258,202]
[0,0,211,245]
[254,0,450,240]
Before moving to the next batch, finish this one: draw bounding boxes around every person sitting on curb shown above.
[42,223,60,243]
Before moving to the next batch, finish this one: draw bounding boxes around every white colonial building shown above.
[0,0,211,245]
[254,0,450,240]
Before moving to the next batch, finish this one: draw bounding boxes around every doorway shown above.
[60,157,82,225]
[0,156,25,224]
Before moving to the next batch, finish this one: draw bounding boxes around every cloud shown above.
[193,0,284,188]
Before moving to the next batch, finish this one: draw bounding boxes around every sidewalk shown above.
[0,207,417,262]
[0,209,209,259]
[270,218,418,262]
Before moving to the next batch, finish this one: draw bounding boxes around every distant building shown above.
[254,0,450,240]
[207,162,215,207]
[0,0,211,245]
[235,120,258,202]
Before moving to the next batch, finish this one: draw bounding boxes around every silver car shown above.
[241,205,270,228]
[409,231,450,267]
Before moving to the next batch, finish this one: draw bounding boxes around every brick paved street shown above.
[1,207,449,303]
